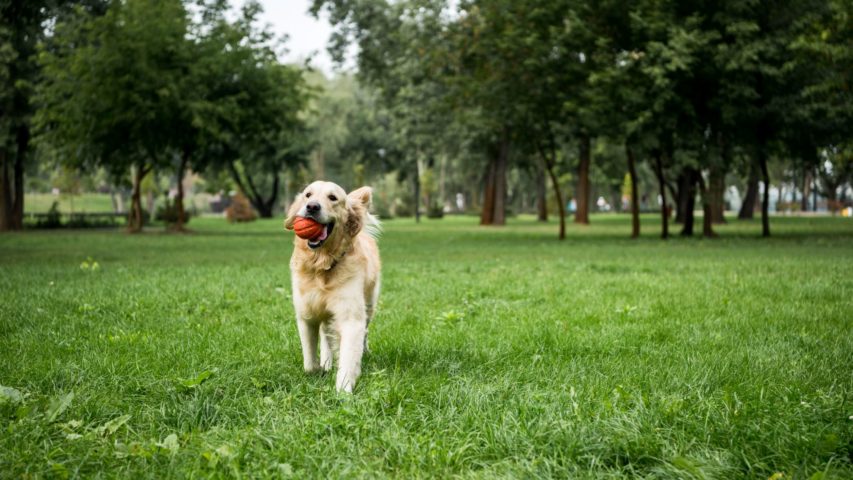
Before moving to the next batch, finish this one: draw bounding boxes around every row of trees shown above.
[1,0,310,232]
[2,0,851,236]
[311,0,852,238]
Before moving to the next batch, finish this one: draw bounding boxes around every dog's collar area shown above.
[325,245,351,271]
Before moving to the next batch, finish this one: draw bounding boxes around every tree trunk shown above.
[811,168,818,212]
[128,165,149,233]
[801,168,811,212]
[697,174,717,238]
[439,154,447,209]
[536,165,548,222]
[479,158,495,225]
[480,131,509,226]
[493,135,508,225]
[252,168,280,219]
[709,164,727,224]
[174,150,189,231]
[0,148,11,231]
[626,144,640,238]
[226,160,278,219]
[653,152,668,239]
[759,149,771,237]
[575,134,591,224]
[545,162,566,240]
[537,140,565,240]
[11,125,27,230]
[680,167,698,237]
[738,171,759,219]
[110,187,119,213]
[414,164,421,223]
[675,170,694,224]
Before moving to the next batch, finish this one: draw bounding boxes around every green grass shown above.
[1,215,852,478]
[24,193,118,213]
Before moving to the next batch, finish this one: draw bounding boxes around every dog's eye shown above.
[328,194,338,202]
[305,192,312,198]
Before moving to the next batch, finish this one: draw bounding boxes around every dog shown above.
[284,181,381,393]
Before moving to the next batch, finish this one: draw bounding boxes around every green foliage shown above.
[155,197,191,226]
[34,0,191,175]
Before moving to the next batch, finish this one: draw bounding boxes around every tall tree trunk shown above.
[11,125,27,229]
[545,162,565,240]
[626,144,640,238]
[812,168,818,212]
[698,174,717,238]
[709,164,727,224]
[759,149,771,237]
[479,158,495,225]
[675,170,694,224]
[480,131,509,226]
[414,163,421,223]
[739,171,759,219]
[575,134,591,224]
[537,140,565,240]
[653,152,668,239]
[493,134,508,225]
[173,149,189,231]
[110,187,119,213]
[129,165,149,233]
[439,154,447,209]
[536,165,548,222]
[801,168,811,212]
[0,148,11,231]
[680,167,698,237]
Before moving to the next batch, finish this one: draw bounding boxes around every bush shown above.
[394,195,415,218]
[155,198,192,225]
[37,201,63,229]
[225,192,257,223]
[372,195,393,220]
[427,201,444,219]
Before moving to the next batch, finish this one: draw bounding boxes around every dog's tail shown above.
[364,212,382,240]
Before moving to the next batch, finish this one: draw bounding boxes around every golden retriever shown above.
[284,181,381,393]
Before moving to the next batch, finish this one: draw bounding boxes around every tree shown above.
[0,0,107,231]
[35,0,191,232]
[195,2,310,218]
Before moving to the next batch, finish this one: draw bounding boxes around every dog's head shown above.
[285,181,372,251]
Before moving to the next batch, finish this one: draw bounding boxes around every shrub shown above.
[155,198,192,225]
[225,192,257,223]
[372,195,393,220]
[427,201,444,219]
[37,201,63,229]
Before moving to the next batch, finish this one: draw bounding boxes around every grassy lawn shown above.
[1,215,852,478]
[24,193,118,214]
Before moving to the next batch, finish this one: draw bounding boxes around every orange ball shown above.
[293,216,324,239]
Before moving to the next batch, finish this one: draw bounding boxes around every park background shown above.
[1,0,852,478]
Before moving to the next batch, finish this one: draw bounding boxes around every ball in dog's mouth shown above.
[307,221,334,249]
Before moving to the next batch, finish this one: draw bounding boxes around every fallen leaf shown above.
[46,392,74,422]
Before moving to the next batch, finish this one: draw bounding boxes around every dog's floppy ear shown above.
[345,187,372,237]
[283,195,302,230]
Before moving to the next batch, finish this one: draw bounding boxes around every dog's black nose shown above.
[306,202,321,214]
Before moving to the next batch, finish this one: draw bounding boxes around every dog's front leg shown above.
[335,321,366,393]
[296,317,320,373]
[319,327,334,372]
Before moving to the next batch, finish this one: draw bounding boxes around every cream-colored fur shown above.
[284,181,380,393]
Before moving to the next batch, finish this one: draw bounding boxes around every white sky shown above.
[253,0,348,75]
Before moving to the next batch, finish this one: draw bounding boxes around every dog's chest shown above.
[294,276,336,321]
